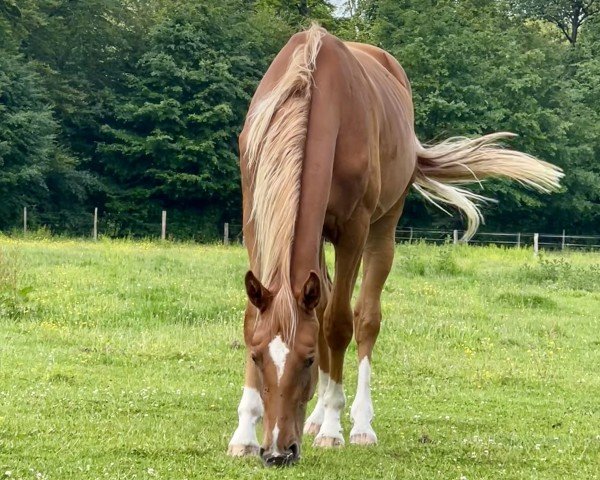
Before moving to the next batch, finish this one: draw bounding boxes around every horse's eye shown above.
[304,356,315,368]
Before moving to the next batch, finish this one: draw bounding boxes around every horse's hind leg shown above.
[314,212,369,448]
[350,196,406,445]
[304,242,332,435]
[228,303,263,457]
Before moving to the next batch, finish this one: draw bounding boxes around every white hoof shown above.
[227,444,260,457]
[349,429,377,445]
[313,434,344,448]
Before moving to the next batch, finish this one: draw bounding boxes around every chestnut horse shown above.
[228,25,562,466]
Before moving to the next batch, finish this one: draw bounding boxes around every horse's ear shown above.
[300,271,321,311]
[245,271,272,312]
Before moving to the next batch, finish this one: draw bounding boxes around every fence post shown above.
[517,232,521,248]
[408,227,413,244]
[161,210,167,240]
[561,229,566,251]
[224,222,230,246]
[534,233,539,256]
[23,207,27,235]
[93,207,98,241]
[453,229,458,245]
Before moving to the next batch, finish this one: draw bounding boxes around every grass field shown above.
[0,237,599,479]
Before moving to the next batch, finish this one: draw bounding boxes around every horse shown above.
[227,24,562,466]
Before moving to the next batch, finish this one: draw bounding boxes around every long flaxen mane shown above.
[245,24,325,342]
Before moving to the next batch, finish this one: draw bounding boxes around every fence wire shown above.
[395,228,600,251]
[7,207,600,251]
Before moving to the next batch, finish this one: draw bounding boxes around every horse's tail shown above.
[413,132,563,240]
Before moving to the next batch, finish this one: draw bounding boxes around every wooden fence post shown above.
[224,222,229,246]
[408,227,413,244]
[534,233,539,256]
[453,229,458,245]
[561,229,566,251]
[93,207,98,241]
[517,232,521,248]
[161,210,167,240]
[23,207,27,235]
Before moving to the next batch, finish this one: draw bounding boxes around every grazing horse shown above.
[227,25,562,466]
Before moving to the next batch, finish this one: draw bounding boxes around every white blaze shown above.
[268,335,290,384]
[272,423,281,454]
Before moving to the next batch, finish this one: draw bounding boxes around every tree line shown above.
[1,0,598,239]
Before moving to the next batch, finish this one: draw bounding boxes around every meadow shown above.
[0,237,599,479]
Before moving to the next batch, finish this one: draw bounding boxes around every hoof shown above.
[303,422,321,436]
[227,444,260,457]
[313,435,344,448]
[350,432,377,445]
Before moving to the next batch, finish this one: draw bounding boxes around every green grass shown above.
[1,237,599,479]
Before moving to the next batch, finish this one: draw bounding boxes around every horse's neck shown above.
[289,142,336,292]
[289,61,339,292]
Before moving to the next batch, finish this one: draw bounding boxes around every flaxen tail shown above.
[414,132,563,240]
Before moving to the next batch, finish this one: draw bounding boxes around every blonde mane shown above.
[245,24,325,342]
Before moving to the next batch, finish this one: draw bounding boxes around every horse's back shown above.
[242,30,418,238]
[341,42,418,220]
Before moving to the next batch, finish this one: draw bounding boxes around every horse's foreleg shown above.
[350,197,405,445]
[304,243,332,436]
[228,305,263,457]
[314,214,369,448]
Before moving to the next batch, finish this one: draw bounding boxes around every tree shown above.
[0,52,94,231]
[97,1,291,238]
[1,0,598,237]
[253,0,337,28]
[511,0,600,44]
[369,0,599,233]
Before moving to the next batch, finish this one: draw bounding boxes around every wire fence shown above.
[12,207,227,242]
[395,227,600,251]
[7,207,600,252]
[228,225,600,252]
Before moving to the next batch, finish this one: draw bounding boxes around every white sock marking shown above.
[229,387,263,448]
[268,335,289,384]
[304,369,330,431]
[350,357,377,442]
[315,379,345,443]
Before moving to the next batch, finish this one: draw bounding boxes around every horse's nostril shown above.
[259,447,266,458]
[288,443,299,459]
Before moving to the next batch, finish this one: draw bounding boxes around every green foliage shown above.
[362,0,599,234]
[0,0,598,237]
[0,51,94,230]
[518,254,600,291]
[399,243,466,277]
[0,247,30,319]
[510,0,600,44]
[96,1,291,237]
[253,0,337,28]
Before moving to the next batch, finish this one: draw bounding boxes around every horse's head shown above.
[244,270,321,466]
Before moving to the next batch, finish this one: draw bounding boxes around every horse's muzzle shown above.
[260,443,299,467]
